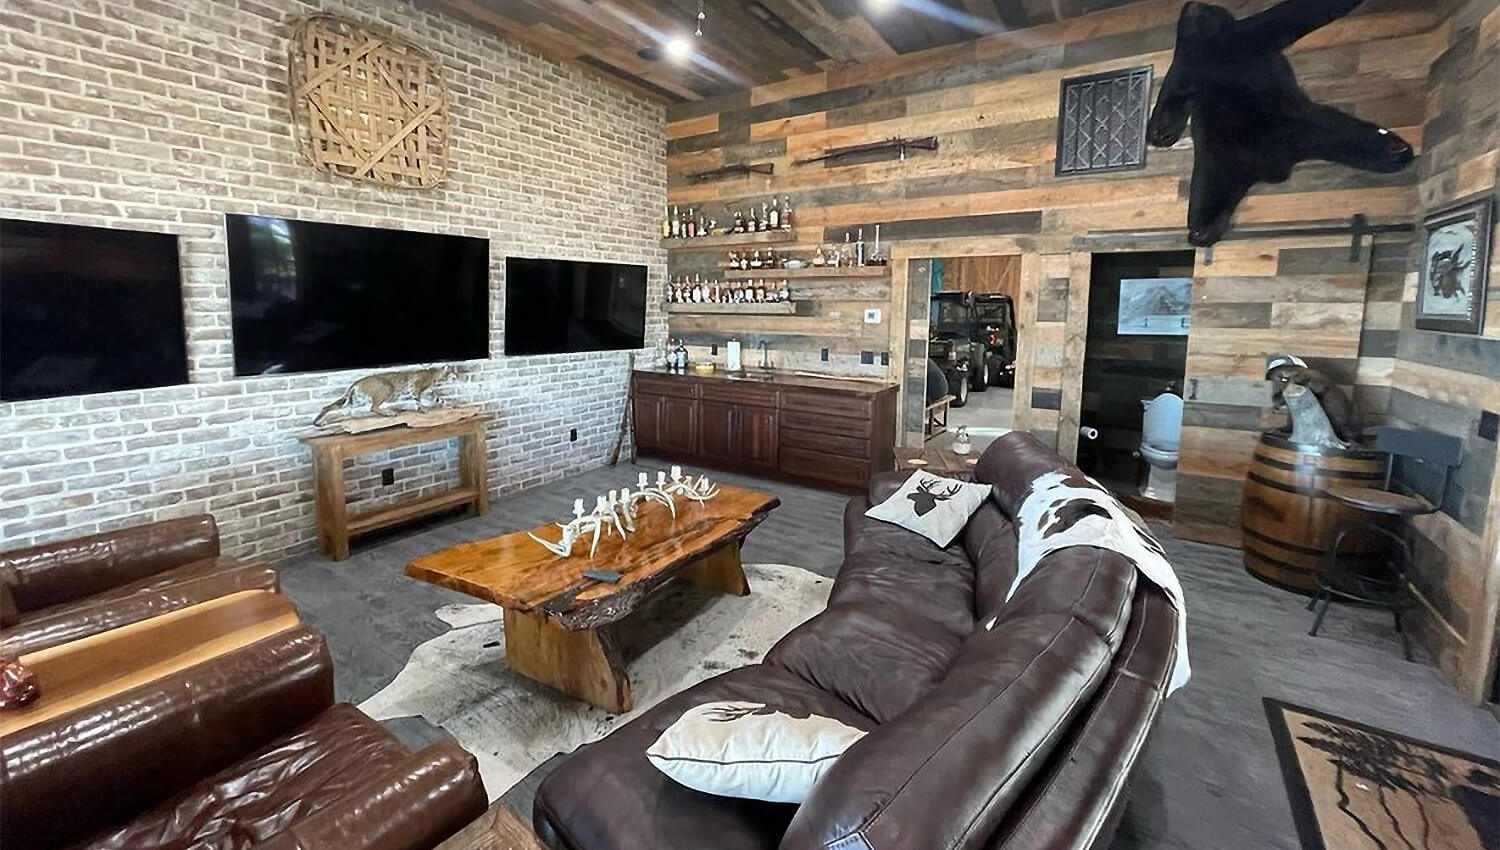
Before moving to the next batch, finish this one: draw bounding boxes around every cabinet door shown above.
[633,393,664,453]
[660,396,699,456]
[699,400,736,462]
[736,405,778,471]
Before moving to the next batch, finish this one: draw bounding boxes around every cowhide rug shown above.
[359,563,831,800]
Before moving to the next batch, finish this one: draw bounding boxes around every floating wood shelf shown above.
[666,302,797,315]
[687,162,774,182]
[661,230,797,250]
[723,266,891,281]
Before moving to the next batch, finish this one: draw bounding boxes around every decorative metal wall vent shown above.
[1055,66,1153,177]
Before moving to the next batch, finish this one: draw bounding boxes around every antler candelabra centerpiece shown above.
[527,468,720,559]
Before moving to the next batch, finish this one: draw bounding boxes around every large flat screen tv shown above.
[1,219,188,402]
[226,215,489,376]
[504,257,646,355]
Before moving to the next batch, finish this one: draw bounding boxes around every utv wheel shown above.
[951,373,970,407]
[972,360,989,392]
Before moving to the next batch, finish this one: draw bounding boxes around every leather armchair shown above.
[534,432,1178,850]
[0,625,488,850]
[0,515,279,656]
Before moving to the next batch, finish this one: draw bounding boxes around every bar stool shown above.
[1306,426,1463,660]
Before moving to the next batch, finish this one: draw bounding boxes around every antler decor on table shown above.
[526,470,719,558]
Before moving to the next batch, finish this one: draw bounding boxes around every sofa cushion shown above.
[646,701,867,803]
[964,500,1019,623]
[765,602,963,723]
[1,557,279,657]
[863,471,991,547]
[72,704,409,850]
[535,664,876,850]
[832,509,975,637]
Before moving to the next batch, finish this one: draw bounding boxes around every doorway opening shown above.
[926,255,1021,455]
[1078,250,1195,512]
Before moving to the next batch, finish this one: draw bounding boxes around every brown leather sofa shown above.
[0,624,488,850]
[533,432,1179,850]
[0,515,279,657]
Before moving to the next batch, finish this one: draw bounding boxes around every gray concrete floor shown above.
[278,459,1499,849]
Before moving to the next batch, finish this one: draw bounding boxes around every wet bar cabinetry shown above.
[633,370,897,490]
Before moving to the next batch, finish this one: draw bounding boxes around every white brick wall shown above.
[0,0,667,560]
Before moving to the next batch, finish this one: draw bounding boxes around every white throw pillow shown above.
[864,470,992,547]
[646,701,866,803]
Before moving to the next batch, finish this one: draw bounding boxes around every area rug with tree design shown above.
[1264,698,1499,850]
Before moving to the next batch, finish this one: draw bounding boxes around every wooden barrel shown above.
[1241,432,1388,593]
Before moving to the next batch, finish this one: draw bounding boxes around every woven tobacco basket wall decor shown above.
[287,14,451,189]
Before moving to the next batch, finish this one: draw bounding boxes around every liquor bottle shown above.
[671,206,681,238]
[711,280,721,302]
[728,251,738,270]
[856,227,865,267]
[747,205,759,232]
[697,212,707,237]
[673,338,688,371]
[694,275,706,302]
[778,280,790,302]
[812,245,826,267]
[768,201,779,230]
[780,196,793,230]
[768,248,778,268]
[759,202,770,232]
[662,207,671,239]
[740,252,750,270]
[685,210,696,239]
[751,250,763,269]
[733,209,745,234]
[754,281,766,302]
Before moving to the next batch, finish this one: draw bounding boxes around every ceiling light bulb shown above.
[666,37,693,60]
[867,0,896,12]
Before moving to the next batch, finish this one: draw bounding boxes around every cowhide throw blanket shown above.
[996,471,1191,696]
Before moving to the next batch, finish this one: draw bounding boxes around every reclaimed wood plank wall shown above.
[664,0,1449,547]
[1391,0,1500,698]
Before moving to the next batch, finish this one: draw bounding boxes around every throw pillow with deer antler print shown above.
[865,470,992,547]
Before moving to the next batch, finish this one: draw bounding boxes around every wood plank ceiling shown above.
[428,0,1152,102]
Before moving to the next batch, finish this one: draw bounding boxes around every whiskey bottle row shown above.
[661,196,795,240]
[668,276,790,305]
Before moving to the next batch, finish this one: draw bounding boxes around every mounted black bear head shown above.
[1147,0,1415,246]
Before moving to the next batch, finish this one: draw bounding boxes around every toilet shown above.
[1139,392,1183,503]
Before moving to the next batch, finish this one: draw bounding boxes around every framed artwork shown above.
[1415,196,1492,334]
[1118,277,1193,336]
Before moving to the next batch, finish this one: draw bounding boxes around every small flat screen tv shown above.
[1,219,188,402]
[226,215,489,376]
[504,257,646,355]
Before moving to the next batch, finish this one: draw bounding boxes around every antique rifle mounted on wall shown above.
[794,136,939,167]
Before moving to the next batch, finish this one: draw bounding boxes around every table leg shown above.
[312,448,349,560]
[680,542,750,597]
[459,425,488,517]
[502,608,632,713]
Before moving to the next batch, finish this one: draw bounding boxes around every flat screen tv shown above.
[1,219,188,402]
[225,215,489,376]
[504,257,646,355]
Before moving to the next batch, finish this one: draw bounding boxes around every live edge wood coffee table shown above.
[406,484,778,713]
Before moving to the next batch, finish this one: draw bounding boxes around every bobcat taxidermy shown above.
[313,366,456,427]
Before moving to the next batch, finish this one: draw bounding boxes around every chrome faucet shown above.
[757,340,771,370]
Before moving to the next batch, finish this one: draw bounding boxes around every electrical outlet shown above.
[381,468,395,486]
[880,351,890,366]
[820,348,830,362]
[1480,410,1498,441]
[569,428,578,442]
[860,350,874,365]
[864,308,882,324]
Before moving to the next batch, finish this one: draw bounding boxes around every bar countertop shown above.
[634,366,896,396]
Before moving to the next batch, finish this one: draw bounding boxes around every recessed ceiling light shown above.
[665,37,693,60]
[866,0,897,13]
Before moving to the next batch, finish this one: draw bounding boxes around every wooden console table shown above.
[300,416,490,560]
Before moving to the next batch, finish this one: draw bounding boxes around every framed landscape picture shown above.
[1118,277,1193,335]
[1415,196,1492,334]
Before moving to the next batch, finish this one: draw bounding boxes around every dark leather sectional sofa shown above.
[534,432,1179,850]
[0,515,278,657]
[1,624,487,850]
